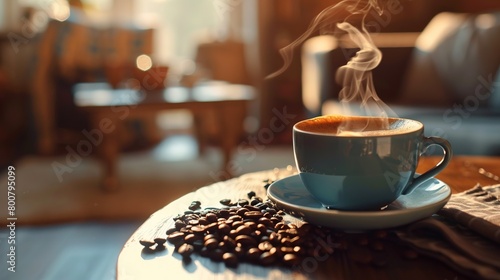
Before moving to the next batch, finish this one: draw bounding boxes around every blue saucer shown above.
[267,174,451,230]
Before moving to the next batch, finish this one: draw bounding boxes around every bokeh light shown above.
[136,54,153,71]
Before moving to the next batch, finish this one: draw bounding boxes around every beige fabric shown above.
[397,184,500,280]
[399,12,500,107]
[440,184,500,244]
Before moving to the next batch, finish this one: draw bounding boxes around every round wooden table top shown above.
[117,156,500,280]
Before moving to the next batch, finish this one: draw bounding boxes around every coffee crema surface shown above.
[294,115,422,136]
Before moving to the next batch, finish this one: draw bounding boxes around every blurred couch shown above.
[301,12,500,155]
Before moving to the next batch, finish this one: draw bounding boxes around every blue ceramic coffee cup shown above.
[293,115,452,210]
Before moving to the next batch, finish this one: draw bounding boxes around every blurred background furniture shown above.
[74,82,254,191]
[302,12,500,155]
[32,16,156,156]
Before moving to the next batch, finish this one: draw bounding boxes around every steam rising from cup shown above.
[267,0,397,133]
[335,21,397,133]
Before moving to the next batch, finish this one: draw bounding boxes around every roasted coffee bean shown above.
[231,221,244,229]
[234,246,245,258]
[269,232,279,244]
[280,237,292,247]
[274,216,289,226]
[247,191,256,199]
[167,232,185,246]
[283,253,301,266]
[280,246,294,254]
[158,195,387,269]
[252,230,264,239]
[191,200,201,206]
[274,221,288,230]
[166,227,177,235]
[264,208,277,215]
[297,223,312,236]
[244,205,260,211]
[257,223,267,232]
[254,202,267,210]
[236,208,249,216]
[237,199,249,206]
[235,225,252,236]
[251,197,263,206]
[289,236,301,246]
[139,240,155,247]
[279,228,298,237]
[244,221,257,230]
[154,238,166,246]
[178,243,194,258]
[184,233,200,244]
[228,215,243,222]
[205,222,218,233]
[219,209,230,218]
[218,223,231,234]
[223,236,237,249]
[258,241,273,252]
[223,252,239,268]
[204,234,218,242]
[269,247,281,258]
[188,203,200,211]
[179,226,191,233]
[293,246,306,255]
[205,212,218,223]
[191,226,206,234]
[258,217,273,227]
[229,229,238,239]
[197,217,208,225]
[174,220,186,230]
[244,211,264,219]
[235,235,257,247]
[247,247,261,261]
[259,251,276,266]
[220,198,232,206]
[204,238,219,250]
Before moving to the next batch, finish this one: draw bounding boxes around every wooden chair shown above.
[32,19,154,155]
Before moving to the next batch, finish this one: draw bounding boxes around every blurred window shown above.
[5,0,225,74]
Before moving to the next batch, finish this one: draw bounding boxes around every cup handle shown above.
[402,136,453,195]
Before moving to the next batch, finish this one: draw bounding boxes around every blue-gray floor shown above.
[0,221,141,280]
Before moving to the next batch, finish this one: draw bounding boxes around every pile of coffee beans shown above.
[140,191,419,269]
[140,191,334,268]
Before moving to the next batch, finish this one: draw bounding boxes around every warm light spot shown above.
[475,14,496,29]
[136,54,153,71]
[51,1,70,22]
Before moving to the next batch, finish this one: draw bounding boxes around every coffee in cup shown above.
[293,115,452,210]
